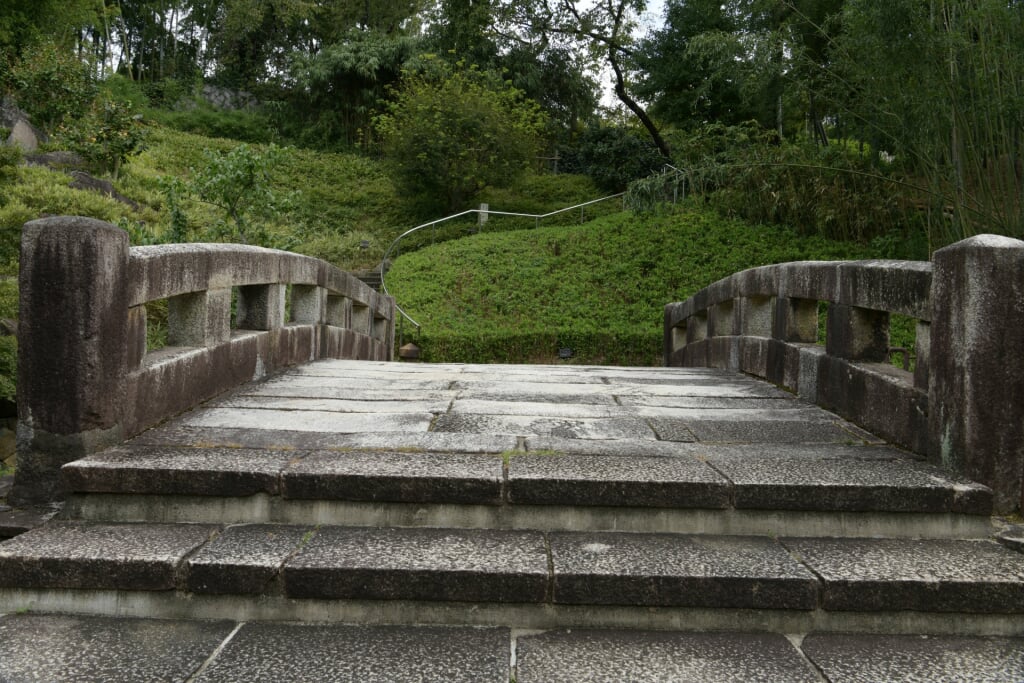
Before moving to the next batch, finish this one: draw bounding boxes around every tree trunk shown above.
[608,46,671,159]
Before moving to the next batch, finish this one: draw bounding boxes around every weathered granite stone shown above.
[62,446,300,496]
[783,537,1024,612]
[432,414,658,441]
[516,630,820,683]
[284,526,549,602]
[13,217,130,504]
[708,455,992,514]
[0,521,216,590]
[549,532,818,609]
[929,234,1024,513]
[182,407,434,433]
[0,614,234,683]
[508,453,730,508]
[802,633,1024,683]
[130,424,518,453]
[681,419,862,443]
[186,523,312,594]
[194,623,510,682]
[281,450,502,504]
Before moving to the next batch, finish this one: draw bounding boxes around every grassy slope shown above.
[387,204,880,365]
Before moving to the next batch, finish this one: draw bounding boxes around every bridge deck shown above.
[141,358,877,453]
[5,361,1024,680]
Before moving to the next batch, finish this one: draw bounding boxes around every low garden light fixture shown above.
[558,347,574,360]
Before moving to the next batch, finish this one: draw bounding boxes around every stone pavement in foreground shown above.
[1,360,1023,681]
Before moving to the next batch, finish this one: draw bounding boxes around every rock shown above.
[399,343,421,360]
[24,150,87,171]
[201,85,258,111]
[68,171,140,210]
[7,120,42,152]
[1,96,47,151]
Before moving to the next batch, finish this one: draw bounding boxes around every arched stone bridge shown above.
[2,215,1024,679]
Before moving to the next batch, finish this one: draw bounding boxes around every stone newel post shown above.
[11,217,130,504]
[929,234,1024,513]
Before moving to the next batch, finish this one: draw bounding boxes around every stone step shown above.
[2,521,1024,634]
[3,614,1023,683]
[60,443,994,539]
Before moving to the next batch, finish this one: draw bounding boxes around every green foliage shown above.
[628,123,923,253]
[0,277,17,403]
[376,62,547,216]
[99,74,151,110]
[57,96,148,179]
[287,29,420,149]
[8,39,96,132]
[388,204,876,365]
[190,143,295,245]
[145,102,276,144]
[0,145,21,188]
[830,0,1024,244]
[561,126,665,193]
[0,0,99,56]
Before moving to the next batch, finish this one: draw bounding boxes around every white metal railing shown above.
[381,193,625,330]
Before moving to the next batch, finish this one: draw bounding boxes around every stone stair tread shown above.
[800,632,1024,683]
[4,522,1024,614]
[0,521,217,590]
[3,614,1024,682]
[515,630,822,683]
[783,536,1024,612]
[62,443,992,516]
[548,531,818,609]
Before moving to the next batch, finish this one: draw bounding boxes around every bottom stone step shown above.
[1,614,1023,683]
[3,521,1024,634]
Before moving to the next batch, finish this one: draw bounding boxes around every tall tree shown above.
[508,0,671,157]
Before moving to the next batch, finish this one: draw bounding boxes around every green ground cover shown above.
[386,203,884,365]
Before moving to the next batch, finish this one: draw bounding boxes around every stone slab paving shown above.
[708,454,992,514]
[784,537,1024,612]
[0,521,216,590]
[7,522,1024,615]
[0,614,235,683]
[182,408,435,433]
[131,424,519,454]
[549,531,820,609]
[62,446,299,496]
[186,523,313,595]
[507,453,731,508]
[280,450,503,504]
[2,614,1023,682]
[283,526,551,602]
[192,623,512,683]
[515,630,821,683]
[801,633,1024,682]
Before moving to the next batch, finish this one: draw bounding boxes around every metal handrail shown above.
[381,193,625,330]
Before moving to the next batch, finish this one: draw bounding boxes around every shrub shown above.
[560,126,665,193]
[58,96,148,179]
[375,62,547,216]
[8,39,96,131]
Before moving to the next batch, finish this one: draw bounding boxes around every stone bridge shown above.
[665,234,1024,513]
[2,216,1024,680]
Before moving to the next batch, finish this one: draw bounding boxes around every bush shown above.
[8,39,96,131]
[560,126,665,193]
[375,61,547,216]
[629,123,920,250]
[58,96,148,179]
[146,103,276,144]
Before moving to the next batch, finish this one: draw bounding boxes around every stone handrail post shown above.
[665,234,1024,513]
[928,236,1024,513]
[13,216,396,504]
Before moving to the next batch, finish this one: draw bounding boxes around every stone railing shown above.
[665,235,1024,514]
[13,216,395,503]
